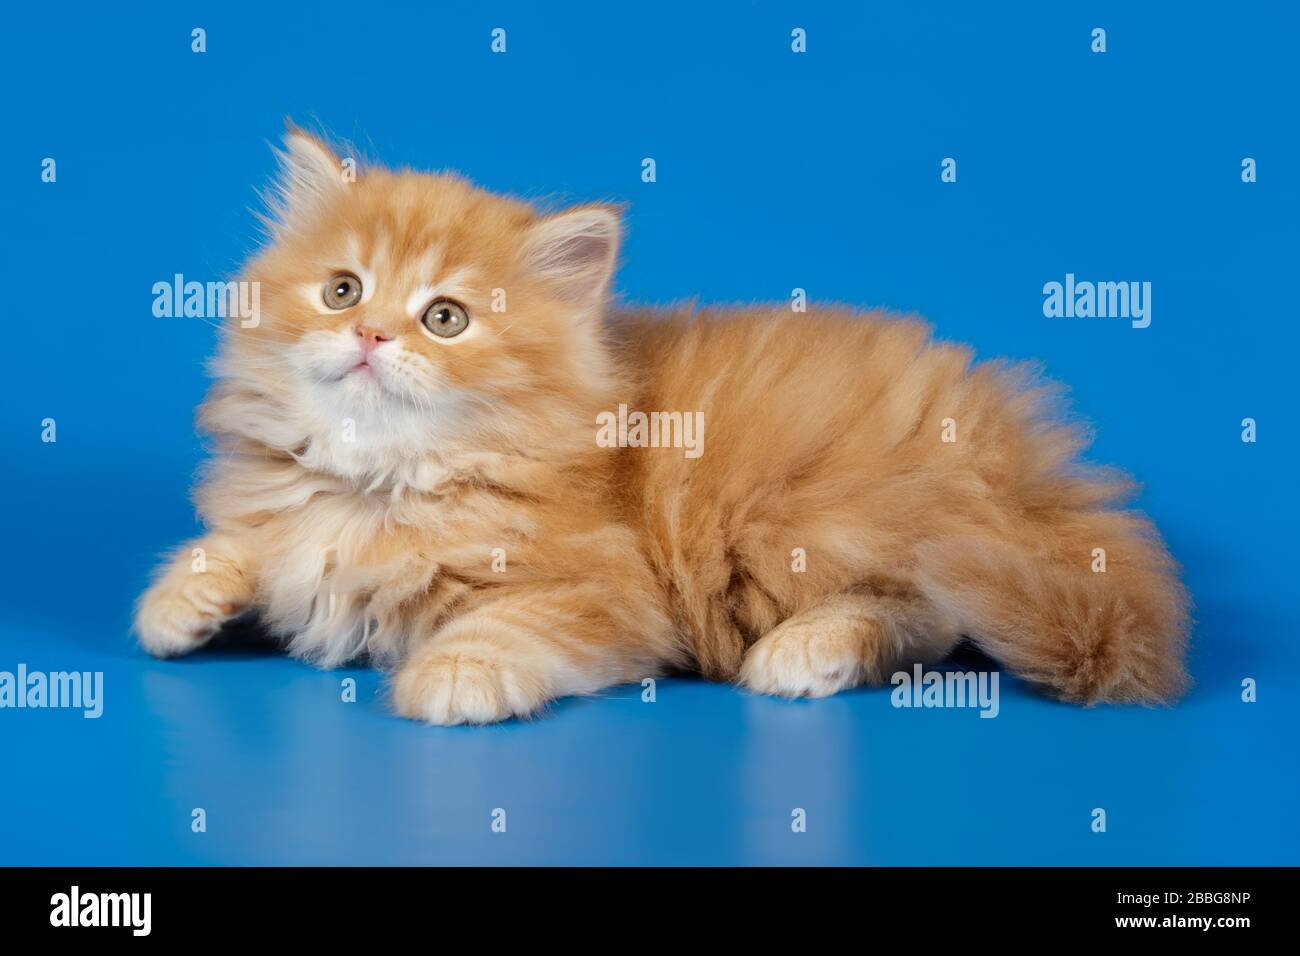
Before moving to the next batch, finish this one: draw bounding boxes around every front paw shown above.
[392,640,550,725]
[739,618,867,698]
[134,572,249,659]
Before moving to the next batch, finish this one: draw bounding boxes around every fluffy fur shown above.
[135,129,1191,723]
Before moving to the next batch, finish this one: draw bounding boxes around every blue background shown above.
[1,1,1296,865]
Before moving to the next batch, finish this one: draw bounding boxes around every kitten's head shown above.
[211,128,622,480]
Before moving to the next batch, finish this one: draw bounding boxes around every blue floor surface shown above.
[0,535,1295,865]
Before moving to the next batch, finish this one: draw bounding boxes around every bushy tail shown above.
[915,508,1190,704]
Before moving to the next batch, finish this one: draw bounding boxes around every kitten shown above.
[135,128,1190,723]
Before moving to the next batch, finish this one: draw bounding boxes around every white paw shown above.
[392,641,550,725]
[739,619,868,698]
[135,574,247,658]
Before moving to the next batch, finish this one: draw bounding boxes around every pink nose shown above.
[355,325,392,355]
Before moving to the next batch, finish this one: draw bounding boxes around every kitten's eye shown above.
[323,273,363,310]
[421,298,470,338]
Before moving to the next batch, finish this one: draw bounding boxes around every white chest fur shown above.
[256,492,440,667]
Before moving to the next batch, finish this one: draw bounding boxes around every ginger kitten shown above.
[135,129,1190,723]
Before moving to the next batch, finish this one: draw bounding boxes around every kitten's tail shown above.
[914,508,1191,704]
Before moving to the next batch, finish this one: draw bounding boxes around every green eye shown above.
[421,298,470,338]
[323,273,363,309]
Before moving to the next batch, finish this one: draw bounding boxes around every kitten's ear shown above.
[522,205,622,305]
[266,127,347,235]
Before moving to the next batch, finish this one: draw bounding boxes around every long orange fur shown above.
[135,129,1190,723]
